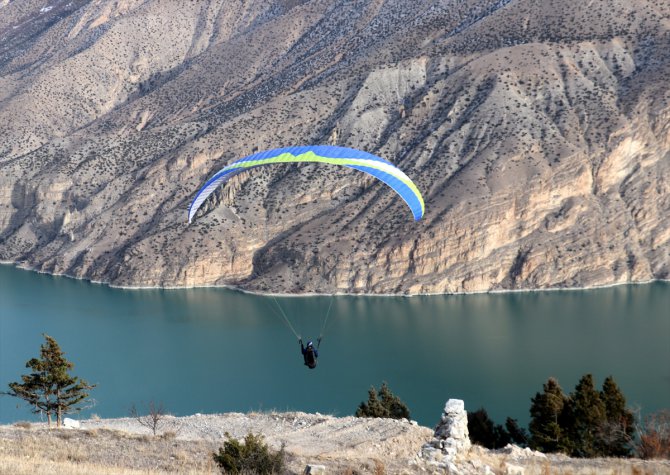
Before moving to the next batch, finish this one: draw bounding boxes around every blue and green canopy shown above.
[188,145,424,223]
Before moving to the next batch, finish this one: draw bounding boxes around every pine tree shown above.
[355,382,410,419]
[5,334,95,427]
[467,408,511,449]
[598,376,635,456]
[505,417,529,447]
[468,408,497,448]
[529,377,568,453]
[356,386,388,418]
[378,382,411,420]
[563,374,607,457]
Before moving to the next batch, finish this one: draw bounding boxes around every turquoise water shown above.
[1,264,668,427]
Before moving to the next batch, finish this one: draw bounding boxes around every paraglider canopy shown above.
[188,145,425,223]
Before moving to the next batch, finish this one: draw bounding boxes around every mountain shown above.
[0,0,668,293]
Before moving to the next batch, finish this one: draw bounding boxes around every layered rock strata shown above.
[0,0,668,293]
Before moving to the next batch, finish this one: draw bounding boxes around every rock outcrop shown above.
[3,410,669,475]
[0,0,668,293]
[422,399,473,472]
[420,400,555,474]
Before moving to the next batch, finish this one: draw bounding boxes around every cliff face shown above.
[0,0,668,293]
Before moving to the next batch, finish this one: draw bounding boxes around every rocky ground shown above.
[1,0,668,294]
[1,406,669,474]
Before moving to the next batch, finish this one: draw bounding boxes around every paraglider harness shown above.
[300,338,321,369]
[266,295,332,370]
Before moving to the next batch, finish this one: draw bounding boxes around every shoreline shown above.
[2,261,668,298]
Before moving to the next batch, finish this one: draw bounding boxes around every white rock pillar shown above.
[421,398,472,472]
[434,399,471,455]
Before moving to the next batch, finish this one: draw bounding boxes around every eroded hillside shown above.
[0,0,668,293]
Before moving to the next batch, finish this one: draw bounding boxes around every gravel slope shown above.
[2,412,669,474]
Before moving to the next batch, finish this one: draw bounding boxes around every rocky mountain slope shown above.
[0,0,668,293]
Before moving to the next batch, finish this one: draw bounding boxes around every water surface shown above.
[1,265,668,427]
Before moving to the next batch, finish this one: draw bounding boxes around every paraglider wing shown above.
[188,145,424,223]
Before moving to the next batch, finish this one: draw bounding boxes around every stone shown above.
[421,398,472,472]
[443,399,465,414]
[303,464,326,474]
[433,399,471,453]
[496,444,547,460]
[421,445,444,463]
[63,418,80,429]
[505,463,525,475]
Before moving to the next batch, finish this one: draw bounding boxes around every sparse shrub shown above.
[373,459,386,475]
[55,429,77,440]
[636,410,670,459]
[213,432,286,474]
[355,382,410,420]
[162,430,177,440]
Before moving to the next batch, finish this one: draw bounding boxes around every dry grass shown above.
[0,455,170,475]
[463,444,670,475]
[0,427,219,475]
[3,421,670,475]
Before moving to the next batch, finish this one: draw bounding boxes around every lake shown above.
[1,264,668,427]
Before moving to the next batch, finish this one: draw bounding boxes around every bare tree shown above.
[129,401,170,436]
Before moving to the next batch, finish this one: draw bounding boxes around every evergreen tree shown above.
[355,382,410,420]
[468,408,497,448]
[356,386,387,418]
[529,377,568,453]
[378,382,411,420]
[467,408,512,449]
[5,334,95,427]
[563,374,607,457]
[505,417,529,447]
[598,376,635,456]
[494,423,512,448]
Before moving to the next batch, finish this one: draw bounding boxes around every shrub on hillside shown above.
[213,432,285,474]
[636,410,670,459]
[355,382,411,420]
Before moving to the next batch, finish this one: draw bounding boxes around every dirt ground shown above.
[1,412,669,474]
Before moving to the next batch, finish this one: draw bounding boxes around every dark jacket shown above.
[301,342,318,369]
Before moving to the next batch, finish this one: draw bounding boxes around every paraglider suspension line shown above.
[318,296,334,342]
[271,296,301,340]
